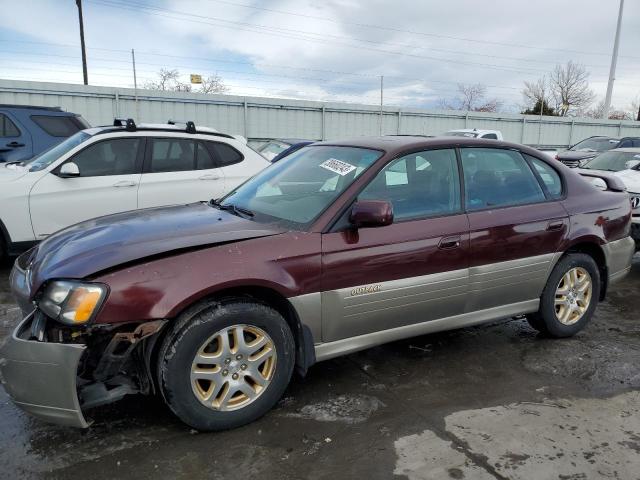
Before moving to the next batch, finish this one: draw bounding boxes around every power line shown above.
[87,0,552,76]
[203,0,640,61]
[3,39,637,87]
[0,48,538,91]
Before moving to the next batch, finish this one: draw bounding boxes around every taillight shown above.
[555,154,559,161]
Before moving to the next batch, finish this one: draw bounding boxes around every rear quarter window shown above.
[526,155,563,199]
[0,113,20,137]
[205,141,244,167]
[30,115,84,137]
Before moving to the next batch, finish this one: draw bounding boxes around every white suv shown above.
[0,119,270,258]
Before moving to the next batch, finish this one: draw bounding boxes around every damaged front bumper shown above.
[0,312,89,428]
[0,311,167,428]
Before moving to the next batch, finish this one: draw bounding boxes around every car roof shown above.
[274,138,313,145]
[610,147,640,153]
[311,135,539,156]
[86,123,235,140]
[0,104,65,112]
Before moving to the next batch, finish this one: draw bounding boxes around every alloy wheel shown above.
[190,324,277,411]
[554,267,593,326]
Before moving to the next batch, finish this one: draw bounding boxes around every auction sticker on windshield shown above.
[320,158,357,176]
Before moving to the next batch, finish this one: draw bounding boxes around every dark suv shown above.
[557,135,640,168]
[0,105,90,163]
[1,136,634,431]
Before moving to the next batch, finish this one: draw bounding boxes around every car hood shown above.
[26,202,287,294]
[557,150,599,161]
[0,163,30,180]
[614,169,640,193]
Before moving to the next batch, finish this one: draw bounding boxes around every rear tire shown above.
[158,299,295,431]
[527,253,600,338]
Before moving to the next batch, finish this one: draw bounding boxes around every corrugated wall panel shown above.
[1,80,639,148]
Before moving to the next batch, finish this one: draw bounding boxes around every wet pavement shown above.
[1,257,639,480]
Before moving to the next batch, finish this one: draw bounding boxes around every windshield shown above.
[219,145,382,228]
[27,131,91,172]
[583,151,640,172]
[258,141,290,161]
[570,137,618,152]
[445,131,478,138]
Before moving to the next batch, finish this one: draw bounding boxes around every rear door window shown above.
[461,148,545,210]
[149,138,196,173]
[31,115,84,137]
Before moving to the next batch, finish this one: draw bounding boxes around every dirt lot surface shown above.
[1,258,639,479]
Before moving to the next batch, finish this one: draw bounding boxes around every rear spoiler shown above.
[578,172,627,192]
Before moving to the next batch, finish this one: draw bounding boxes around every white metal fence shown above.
[1,79,639,148]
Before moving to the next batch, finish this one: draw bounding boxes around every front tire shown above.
[527,253,600,338]
[158,299,295,431]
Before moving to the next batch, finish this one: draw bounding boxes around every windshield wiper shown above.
[209,199,254,219]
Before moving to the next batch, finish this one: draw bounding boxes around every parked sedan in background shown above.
[556,135,640,168]
[0,104,90,163]
[256,138,314,161]
[575,148,640,249]
[0,119,269,259]
[1,136,633,432]
[444,129,503,140]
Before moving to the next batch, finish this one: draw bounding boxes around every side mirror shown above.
[625,160,640,170]
[59,162,80,178]
[350,200,394,228]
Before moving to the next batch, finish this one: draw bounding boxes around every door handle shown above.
[546,221,564,232]
[112,180,137,187]
[198,174,221,181]
[6,141,25,148]
[439,235,461,250]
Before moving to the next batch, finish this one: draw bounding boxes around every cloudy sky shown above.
[0,0,639,112]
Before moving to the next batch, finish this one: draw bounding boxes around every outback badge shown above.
[350,284,381,296]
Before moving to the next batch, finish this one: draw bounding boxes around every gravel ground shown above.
[1,257,639,480]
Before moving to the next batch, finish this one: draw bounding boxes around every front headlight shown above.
[38,280,107,325]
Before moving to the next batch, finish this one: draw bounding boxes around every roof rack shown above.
[167,119,197,134]
[95,118,235,140]
[113,118,137,131]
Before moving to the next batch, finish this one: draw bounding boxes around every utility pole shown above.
[379,75,384,136]
[538,75,545,147]
[75,0,89,85]
[603,0,624,119]
[132,49,139,120]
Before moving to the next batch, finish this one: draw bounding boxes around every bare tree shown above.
[548,61,595,116]
[144,68,180,91]
[144,69,227,95]
[581,99,633,120]
[199,74,228,94]
[439,83,503,112]
[521,77,557,115]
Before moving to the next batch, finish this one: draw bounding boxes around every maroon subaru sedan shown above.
[1,136,635,431]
